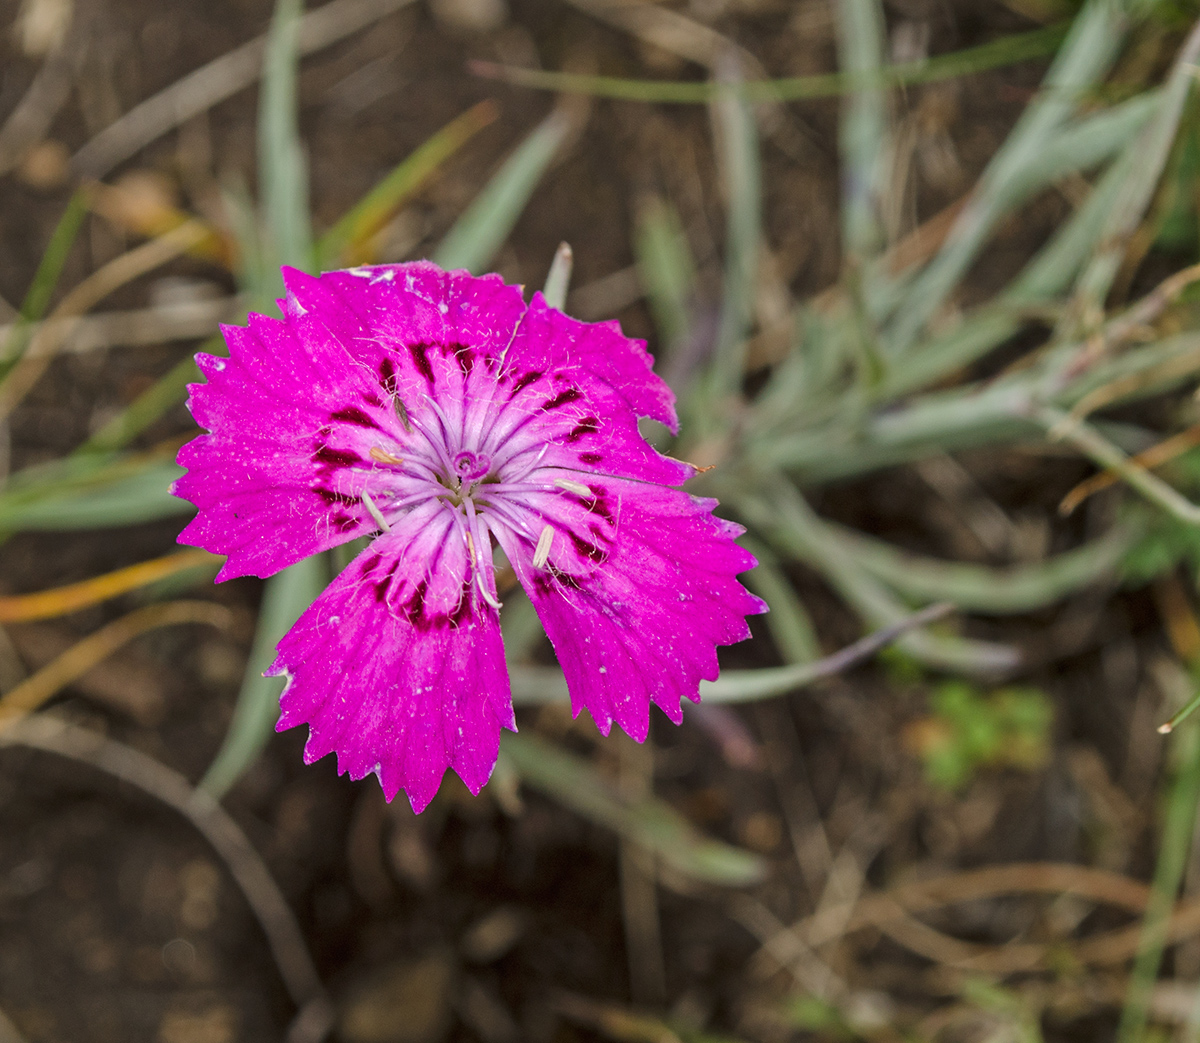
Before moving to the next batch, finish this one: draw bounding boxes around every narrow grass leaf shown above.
[0,189,88,372]
[1070,21,1200,325]
[317,100,498,267]
[886,0,1134,355]
[634,195,696,353]
[0,549,217,622]
[708,58,760,409]
[433,110,571,274]
[200,554,328,798]
[0,459,189,530]
[835,0,887,261]
[259,0,312,279]
[832,523,1134,612]
[470,24,1068,104]
[1117,692,1200,1043]
[501,731,766,886]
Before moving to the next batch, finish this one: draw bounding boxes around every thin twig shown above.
[0,714,331,1037]
[1040,406,1200,525]
[1061,423,1200,515]
[71,0,419,178]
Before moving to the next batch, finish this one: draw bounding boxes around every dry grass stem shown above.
[0,600,231,730]
[0,296,242,363]
[0,220,209,422]
[70,0,420,178]
[0,548,218,623]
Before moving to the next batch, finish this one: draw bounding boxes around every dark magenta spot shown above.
[510,370,542,397]
[331,406,376,428]
[379,358,398,396]
[313,446,359,468]
[450,579,474,624]
[404,579,428,624]
[543,387,582,411]
[569,531,606,563]
[567,417,599,442]
[375,559,402,603]
[409,341,435,383]
[314,488,357,507]
[579,452,603,465]
[453,343,474,376]
[586,488,614,523]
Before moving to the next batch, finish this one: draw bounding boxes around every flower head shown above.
[174,262,765,810]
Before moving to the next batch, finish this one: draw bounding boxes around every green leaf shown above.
[317,100,498,267]
[200,554,329,798]
[433,110,572,274]
[501,731,766,886]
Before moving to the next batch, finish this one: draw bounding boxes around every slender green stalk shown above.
[835,0,887,262]
[707,61,760,411]
[471,23,1069,104]
[0,190,88,373]
[1117,709,1200,1043]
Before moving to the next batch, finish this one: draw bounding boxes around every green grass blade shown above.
[831,522,1134,612]
[541,241,573,310]
[0,190,88,372]
[470,24,1068,104]
[79,335,223,455]
[1117,680,1200,1043]
[739,537,820,664]
[634,195,696,354]
[734,481,1020,674]
[433,110,572,274]
[1069,21,1200,325]
[835,0,887,261]
[0,459,188,530]
[259,0,312,279]
[199,0,320,802]
[200,554,329,798]
[886,0,1135,356]
[708,62,761,411]
[316,100,498,268]
[501,731,766,886]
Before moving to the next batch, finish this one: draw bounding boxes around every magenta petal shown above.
[498,478,766,741]
[271,513,515,812]
[506,293,679,432]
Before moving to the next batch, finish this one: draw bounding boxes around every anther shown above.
[369,446,404,465]
[532,525,554,569]
[361,490,391,532]
[554,478,591,497]
[393,396,412,432]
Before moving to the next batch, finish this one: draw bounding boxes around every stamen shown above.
[393,397,412,432]
[361,490,391,532]
[554,478,591,497]
[369,446,404,465]
[532,525,554,569]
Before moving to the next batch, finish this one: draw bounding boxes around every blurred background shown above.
[4,0,1200,1040]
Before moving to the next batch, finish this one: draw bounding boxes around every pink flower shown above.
[173,262,764,811]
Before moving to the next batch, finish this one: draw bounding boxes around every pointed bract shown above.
[174,261,764,808]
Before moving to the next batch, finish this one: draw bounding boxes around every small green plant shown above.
[905,681,1055,790]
